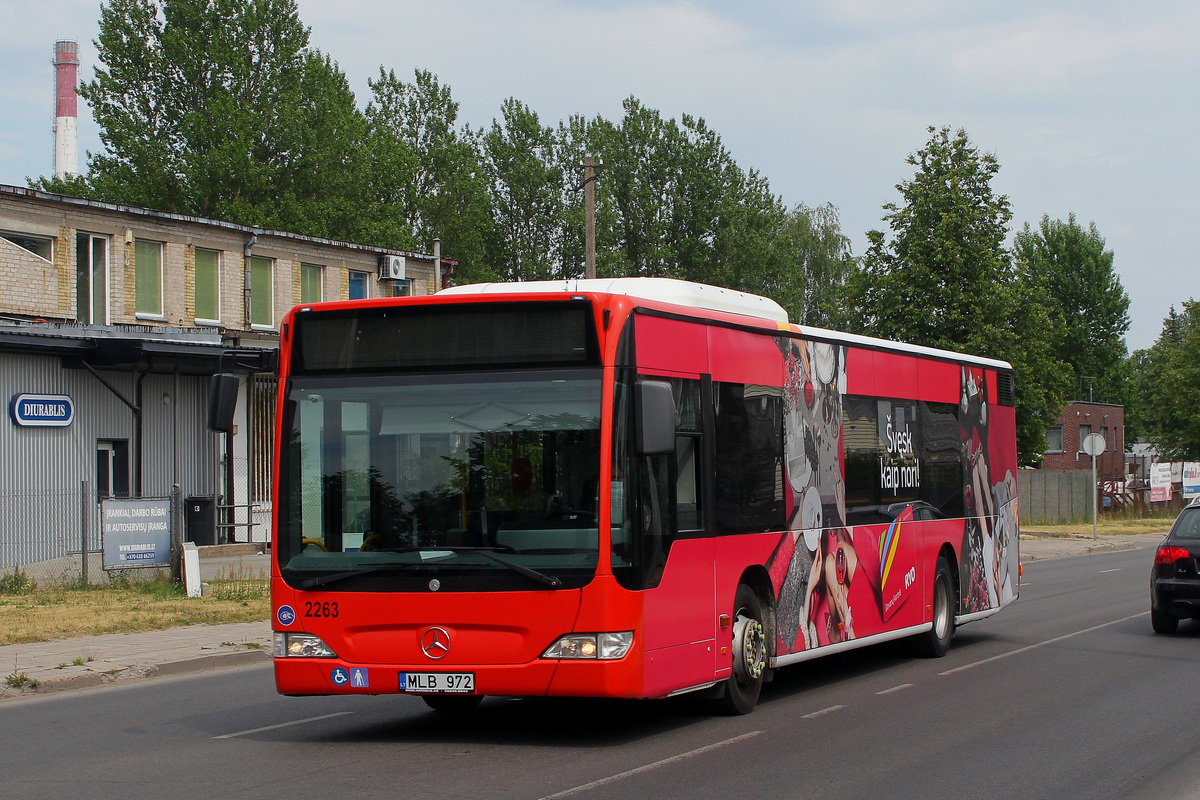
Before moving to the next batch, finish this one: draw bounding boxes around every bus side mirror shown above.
[635,380,676,456]
[207,373,240,432]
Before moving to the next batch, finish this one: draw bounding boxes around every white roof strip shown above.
[440,278,1011,370]
[440,277,789,323]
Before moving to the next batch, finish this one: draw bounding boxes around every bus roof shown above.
[439,278,790,324]
[438,278,1012,371]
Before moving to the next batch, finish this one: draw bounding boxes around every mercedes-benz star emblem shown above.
[421,627,451,659]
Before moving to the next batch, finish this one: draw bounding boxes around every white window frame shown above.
[1,230,54,262]
[194,247,222,325]
[300,262,324,305]
[76,232,109,325]
[348,270,370,301]
[134,238,165,320]
[248,255,276,330]
[1045,425,1064,454]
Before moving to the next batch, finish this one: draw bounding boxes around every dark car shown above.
[1150,498,1200,634]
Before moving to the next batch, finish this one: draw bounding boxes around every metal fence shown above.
[0,486,188,585]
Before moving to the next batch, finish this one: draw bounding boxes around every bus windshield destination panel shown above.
[267,279,1019,714]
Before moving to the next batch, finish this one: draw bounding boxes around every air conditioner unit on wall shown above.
[379,255,406,280]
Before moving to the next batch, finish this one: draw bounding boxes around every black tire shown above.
[717,584,768,715]
[422,694,484,713]
[1151,608,1178,635]
[912,557,955,658]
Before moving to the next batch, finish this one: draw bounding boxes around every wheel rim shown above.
[733,610,766,683]
[932,573,950,640]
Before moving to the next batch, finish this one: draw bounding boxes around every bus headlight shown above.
[274,632,338,658]
[542,632,633,660]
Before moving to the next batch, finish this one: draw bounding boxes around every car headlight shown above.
[274,632,338,658]
[542,632,633,660]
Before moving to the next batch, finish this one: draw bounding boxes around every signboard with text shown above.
[9,393,74,427]
[1150,463,1173,503]
[101,498,172,569]
[1183,463,1200,500]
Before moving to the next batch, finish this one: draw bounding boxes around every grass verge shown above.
[1022,514,1176,538]
[0,573,268,645]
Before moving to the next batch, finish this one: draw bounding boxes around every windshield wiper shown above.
[466,548,562,589]
[288,563,414,590]
[285,547,562,590]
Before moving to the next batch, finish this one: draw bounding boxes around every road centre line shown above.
[213,712,355,739]
[875,683,914,696]
[939,612,1147,677]
[1098,568,1121,574]
[538,731,763,800]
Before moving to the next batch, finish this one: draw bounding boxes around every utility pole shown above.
[582,156,598,279]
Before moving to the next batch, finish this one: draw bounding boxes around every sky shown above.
[1,0,1196,351]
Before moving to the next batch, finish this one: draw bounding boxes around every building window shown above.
[392,279,412,297]
[75,233,108,324]
[2,231,53,261]
[135,239,164,317]
[248,255,274,328]
[1046,425,1064,453]
[1078,424,1092,452]
[348,270,369,300]
[300,262,323,304]
[194,248,221,323]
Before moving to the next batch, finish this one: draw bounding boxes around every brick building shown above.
[1043,401,1125,481]
[0,184,454,580]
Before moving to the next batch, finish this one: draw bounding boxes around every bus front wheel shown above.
[718,584,768,715]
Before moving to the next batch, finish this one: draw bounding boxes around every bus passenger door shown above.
[637,377,717,697]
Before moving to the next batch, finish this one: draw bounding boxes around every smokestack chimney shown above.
[53,40,79,179]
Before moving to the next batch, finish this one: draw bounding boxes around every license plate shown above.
[400,671,475,694]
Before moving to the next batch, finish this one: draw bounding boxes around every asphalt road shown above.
[4,542,1198,800]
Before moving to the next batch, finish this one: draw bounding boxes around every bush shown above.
[0,568,37,595]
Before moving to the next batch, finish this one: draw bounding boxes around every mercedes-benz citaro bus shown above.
[260,278,1019,714]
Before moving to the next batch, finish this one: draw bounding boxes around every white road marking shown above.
[801,704,846,719]
[538,731,763,799]
[939,612,1147,676]
[876,683,914,696]
[213,711,354,739]
[1098,568,1121,574]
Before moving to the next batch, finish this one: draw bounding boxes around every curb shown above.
[2,649,270,700]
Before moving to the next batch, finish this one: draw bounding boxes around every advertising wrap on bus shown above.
[261,279,1019,714]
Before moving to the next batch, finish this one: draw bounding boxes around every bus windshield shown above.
[277,369,603,591]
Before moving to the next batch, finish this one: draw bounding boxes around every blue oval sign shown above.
[10,394,74,427]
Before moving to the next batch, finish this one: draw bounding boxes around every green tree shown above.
[763,203,853,328]
[1133,302,1200,459]
[481,99,566,281]
[366,68,493,283]
[1013,214,1130,404]
[847,126,1068,462]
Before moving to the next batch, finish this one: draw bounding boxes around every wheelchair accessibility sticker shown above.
[331,667,369,689]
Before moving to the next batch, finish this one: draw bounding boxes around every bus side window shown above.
[670,378,703,533]
[714,382,784,534]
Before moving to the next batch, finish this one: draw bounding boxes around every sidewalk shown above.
[1,532,1169,700]
[1,546,272,700]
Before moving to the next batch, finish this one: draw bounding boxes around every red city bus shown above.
[266,278,1019,714]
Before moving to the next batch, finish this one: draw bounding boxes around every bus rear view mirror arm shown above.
[635,380,676,455]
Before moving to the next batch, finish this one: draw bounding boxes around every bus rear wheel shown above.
[718,584,768,715]
[422,694,484,713]
[911,557,955,658]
